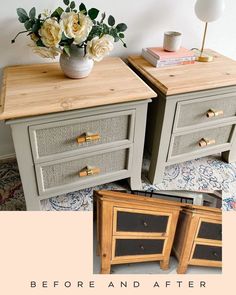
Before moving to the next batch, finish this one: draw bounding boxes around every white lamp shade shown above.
[195,0,225,22]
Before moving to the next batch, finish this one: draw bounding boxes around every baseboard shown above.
[0,153,16,161]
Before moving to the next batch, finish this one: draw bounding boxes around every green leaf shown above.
[29,7,36,19]
[108,15,115,26]
[119,33,125,38]
[36,39,45,47]
[116,23,128,32]
[100,12,106,23]
[79,3,87,13]
[123,43,127,48]
[18,16,27,23]
[64,45,71,57]
[63,0,70,6]
[17,8,29,22]
[32,19,41,33]
[65,7,70,13]
[70,1,75,9]
[24,19,33,30]
[88,8,99,20]
[17,8,28,17]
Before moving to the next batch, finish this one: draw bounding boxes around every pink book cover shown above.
[147,47,195,60]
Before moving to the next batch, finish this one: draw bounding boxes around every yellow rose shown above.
[29,44,62,59]
[39,18,62,48]
[86,35,114,62]
[60,12,93,45]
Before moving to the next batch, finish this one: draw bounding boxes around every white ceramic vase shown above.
[59,45,94,79]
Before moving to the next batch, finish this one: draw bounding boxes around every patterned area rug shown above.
[0,154,235,211]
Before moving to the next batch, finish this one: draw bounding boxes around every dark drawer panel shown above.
[116,211,168,233]
[192,245,222,261]
[115,239,164,257]
[198,222,222,241]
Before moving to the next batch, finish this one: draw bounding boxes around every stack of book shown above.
[142,47,196,67]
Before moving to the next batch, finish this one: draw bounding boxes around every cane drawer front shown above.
[114,238,165,257]
[197,221,222,241]
[36,147,131,195]
[168,124,233,159]
[30,110,135,162]
[175,93,236,130]
[115,209,169,235]
[191,244,222,262]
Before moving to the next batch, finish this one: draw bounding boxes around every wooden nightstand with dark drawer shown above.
[173,205,222,274]
[95,190,182,274]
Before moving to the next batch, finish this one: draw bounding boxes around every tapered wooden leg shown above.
[160,259,170,270]
[99,201,113,275]
[101,254,111,274]
[177,264,188,274]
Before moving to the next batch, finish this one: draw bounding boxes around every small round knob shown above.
[143,221,148,227]
[140,245,145,250]
[213,252,218,258]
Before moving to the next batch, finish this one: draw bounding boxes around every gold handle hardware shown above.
[79,166,100,177]
[77,132,100,144]
[199,138,216,147]
[206,109,224,118]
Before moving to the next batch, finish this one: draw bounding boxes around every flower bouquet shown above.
[12,0,128,78]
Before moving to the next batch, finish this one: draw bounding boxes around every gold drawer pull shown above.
[77,132,100,144]
[79,166,100,177]
[206,109,224,118]
[199,138,216,147]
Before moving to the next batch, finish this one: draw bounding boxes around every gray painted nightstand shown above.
[128,50,236,184]
[0,58,155,210]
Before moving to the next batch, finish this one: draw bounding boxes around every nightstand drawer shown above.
[197,221,222,241]
[169,124,233,159]
[175,93,236,130]
[30,110,135,162]
[114,238,164,257]
[36,147,131,195]
[192,244,222,261]
[115,210,169,234]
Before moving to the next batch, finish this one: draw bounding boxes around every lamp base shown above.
[196,55,214,62]
[192,49,214,62]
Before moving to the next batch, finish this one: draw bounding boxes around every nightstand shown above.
[173,205,222,274]
[95,190,181,274]
[128,50,236,184]
[0,58,155,210]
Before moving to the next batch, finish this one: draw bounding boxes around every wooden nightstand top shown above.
[128,50,236,96]
[0,57,156,120]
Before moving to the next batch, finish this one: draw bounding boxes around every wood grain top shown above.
[95,190,221,213]
[128,50,236,96]
[0,57,156,120]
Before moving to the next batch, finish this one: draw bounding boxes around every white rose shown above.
[29,44,62,59]
[39,18,62,48]
[60,12,93,45]
[86,35,114,62]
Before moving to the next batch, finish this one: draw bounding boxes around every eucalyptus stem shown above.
[11,30,28,43]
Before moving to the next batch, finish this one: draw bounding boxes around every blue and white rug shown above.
[1,154,236,211]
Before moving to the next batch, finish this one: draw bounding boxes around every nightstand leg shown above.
[177,264,188,274]
[160,259,170,270]
[101,258,111,274]
[11,124,42,211]
[222,149,236,163]
[129,103,148,190]
[148,99,176,185]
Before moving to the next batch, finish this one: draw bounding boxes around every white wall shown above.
[0,0,236,158]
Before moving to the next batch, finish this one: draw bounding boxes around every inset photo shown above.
[93,190,222,274]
